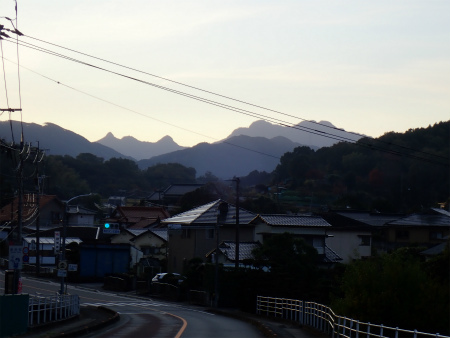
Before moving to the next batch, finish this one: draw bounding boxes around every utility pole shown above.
[234,177,240,270]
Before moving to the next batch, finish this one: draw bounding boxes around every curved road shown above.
[2,273,263,337]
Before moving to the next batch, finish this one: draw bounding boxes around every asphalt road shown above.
[2,273,263,338]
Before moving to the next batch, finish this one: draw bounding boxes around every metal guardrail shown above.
[28,293,80,327]
[256,296,449,338]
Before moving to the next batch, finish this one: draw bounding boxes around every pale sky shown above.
[1,1,449,147]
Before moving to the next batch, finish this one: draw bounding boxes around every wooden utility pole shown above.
[234,177,240,270]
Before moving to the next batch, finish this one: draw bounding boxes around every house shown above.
[381,208,450,252]
[251,214,341,265]
[147,184,204,206]
[66,205,97,226]
[161,199,257,274]
[0,194,66,235]
[105,206,170,230]
[319,211,374,263]
[205,241,262,268]
[111,228,168,261]
[326,210,405,255]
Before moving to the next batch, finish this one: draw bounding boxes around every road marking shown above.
[82,301,163,307]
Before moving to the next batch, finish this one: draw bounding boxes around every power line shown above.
[1,38,370,145]
[19,34,449,163]
[1,34,448,167]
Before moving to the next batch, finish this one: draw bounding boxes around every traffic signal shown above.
[104,223,110,229]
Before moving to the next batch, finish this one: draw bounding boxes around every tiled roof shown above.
[421,242,449,256]
[387,214,450,227]
[128,219,157,229]
[163,184,204,197]
[128,228,168,242]
[161,199,256,225]
[67,205,97,215]
[323,245,343,263]
[255,214,331,227]
[126,229,147,237]
[206,241,261,262]
[109,206,170,228]
[430,208,450,217]
[319,212,373,230]
[0,194,62,223]
[150,228,168,242]
[335,211,404,226]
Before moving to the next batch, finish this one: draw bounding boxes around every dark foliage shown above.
[331,246,450,335]
[274,121,450,212]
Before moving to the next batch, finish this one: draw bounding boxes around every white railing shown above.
[256,296,449,338]
[28,293,80,327]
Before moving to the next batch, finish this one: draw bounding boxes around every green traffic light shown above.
[105,223,110,228]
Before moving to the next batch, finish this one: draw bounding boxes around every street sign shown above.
[54,231,61,254]
[103,228,120,234]
[8,245,23,269]
[58,260,68,270]
[57,269,67,277]
[68,264,78,271]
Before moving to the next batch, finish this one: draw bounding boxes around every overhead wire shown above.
[1,33,448,166]
[19,34,448,163]
[3,38,364,145]
[2,56,281,160]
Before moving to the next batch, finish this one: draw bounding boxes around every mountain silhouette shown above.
[138,135,305,178]
[0,121,128,160]
[96,133,185,160]
[226,120,361,147]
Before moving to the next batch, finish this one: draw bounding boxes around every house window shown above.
[395,230,409,240]
[143,247,161,255]
[430,231,444,240]
[359,235,371,246]
[206,229,215,239]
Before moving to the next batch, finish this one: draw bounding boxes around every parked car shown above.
[151,273,186,285]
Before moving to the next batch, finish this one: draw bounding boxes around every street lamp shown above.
[59,193,92,295]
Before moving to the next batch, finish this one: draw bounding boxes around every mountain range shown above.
[0,119,360,178]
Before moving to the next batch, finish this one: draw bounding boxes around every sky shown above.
[0,1,449,147]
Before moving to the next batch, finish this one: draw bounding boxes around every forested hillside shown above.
[273,121,449,212]
[1,121,448,212]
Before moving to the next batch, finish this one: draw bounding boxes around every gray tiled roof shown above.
[256,214,331,227]
[161,199,256,225]
[431,208,450,217]
[128,228,168,242]
[206,241,261,261]
[388,214,450,227]
[421,242,448,255]
[150,228,168,241]
[324,245,342,263]
[127,229,147,237]
[336,212,404,226]
[164,184,204,196]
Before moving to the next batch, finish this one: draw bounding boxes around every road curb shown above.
[57,306,120,337]
[208,308,277,338]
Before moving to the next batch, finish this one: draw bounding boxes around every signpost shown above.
[54,231,61,254]
[8,245,23,270]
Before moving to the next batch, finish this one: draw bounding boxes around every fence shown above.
[256,296,449,338]
[28,293,80,327]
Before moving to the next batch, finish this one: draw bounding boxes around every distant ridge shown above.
[96,133,185,160]
[0,121,128,160]
[226,120,361,147]
[138,135,305,178]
